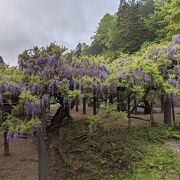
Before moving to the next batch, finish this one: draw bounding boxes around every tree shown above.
[90,0,157,54]
[145,0,180,41]
[160,0,180,40]
[90,14,116,55]
[116,2,151,53]
[74,43,82,57]
[92,14,115,49]
[0,56,4,64]
[89,41,104,55]
[74,43,90,57]
[138,0,155,17]
[81,43,90,56]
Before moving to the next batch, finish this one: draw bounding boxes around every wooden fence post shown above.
[93,89,97,115]
[164,94,172,125]
[38,107,48,180]
[4,131,10,156]
[83,97,86,114]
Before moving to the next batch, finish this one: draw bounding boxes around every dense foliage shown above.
[74,0,180,57]
[0,0,179,151]
[0,34,179,134]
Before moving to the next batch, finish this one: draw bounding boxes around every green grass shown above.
[114,125,180,180]
[168,122,180,139]
[115,146,180,180]
[49,120,180,180]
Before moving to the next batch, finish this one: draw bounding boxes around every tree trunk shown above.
[144,100,151,114]
[127,91,131,128]
[105,94,108,106]
[164,95,172,125]
[172,97,175,123]
[83,97,86,115]
[149,104,154,127]
[93,89,97,115]
[75,97,79,112]
[97,95,100,109]
[161,95,164,113]
[4,131,10,156]
[47,104,70,133]
[134,96,138,114]
[117,87,120,112]
[109,95,113,104]
[2,103,12,156]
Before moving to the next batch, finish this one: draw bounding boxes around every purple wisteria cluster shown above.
[167,36,180,58]
[72,60,109,81]
[31,85,44,95]
[172,35,180,45]
[20,54,62,78]
[19,51,111,98]
[24,101,41,118]
[6,132,28,142]
[134,68,142,77]
[41,95,50,109]
[0,85,21,95]
[167,78,177,85]
[133,68,150,83]
[148,47,166,61]
[166,36,180,86]
[120,73,127,80]
[167,47,180,58]
[98,65,108,80]
[48,80,61,95]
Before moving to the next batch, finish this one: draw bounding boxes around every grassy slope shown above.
[49,118,180,180]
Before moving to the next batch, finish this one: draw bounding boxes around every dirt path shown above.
[0,135,38,180]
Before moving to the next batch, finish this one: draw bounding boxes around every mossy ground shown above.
[49,117,180,180]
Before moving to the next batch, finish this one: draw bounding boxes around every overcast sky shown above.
[0,0,119,65]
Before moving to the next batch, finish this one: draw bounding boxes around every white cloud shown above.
[0,0,119,65]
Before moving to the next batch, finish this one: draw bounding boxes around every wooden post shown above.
[171,96,175,123]
[93,89,97,115]
[97,95,100,109]
[75,97,79,112]
[82,97,86,115]
[164,94,172,125]
[105,94,108,107]
[117,87,120,112]
[134,96,138,114]
[149,103,154,127]
[38,107,48,180]
[4,131,10,156]
[127,91,131,128]
[3,103,12,156]
[109,95,113,104]
[161,95,164,113]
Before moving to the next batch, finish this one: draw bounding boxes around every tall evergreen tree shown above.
[74,43,90,57]
[144,0,180,41]
[89,41,104,56]
[138,0,155,17]
[74,43,83,57]
[116,2,151,53]
[0,56,4,64]
[91,13,115,54]
[160,0,180,40]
